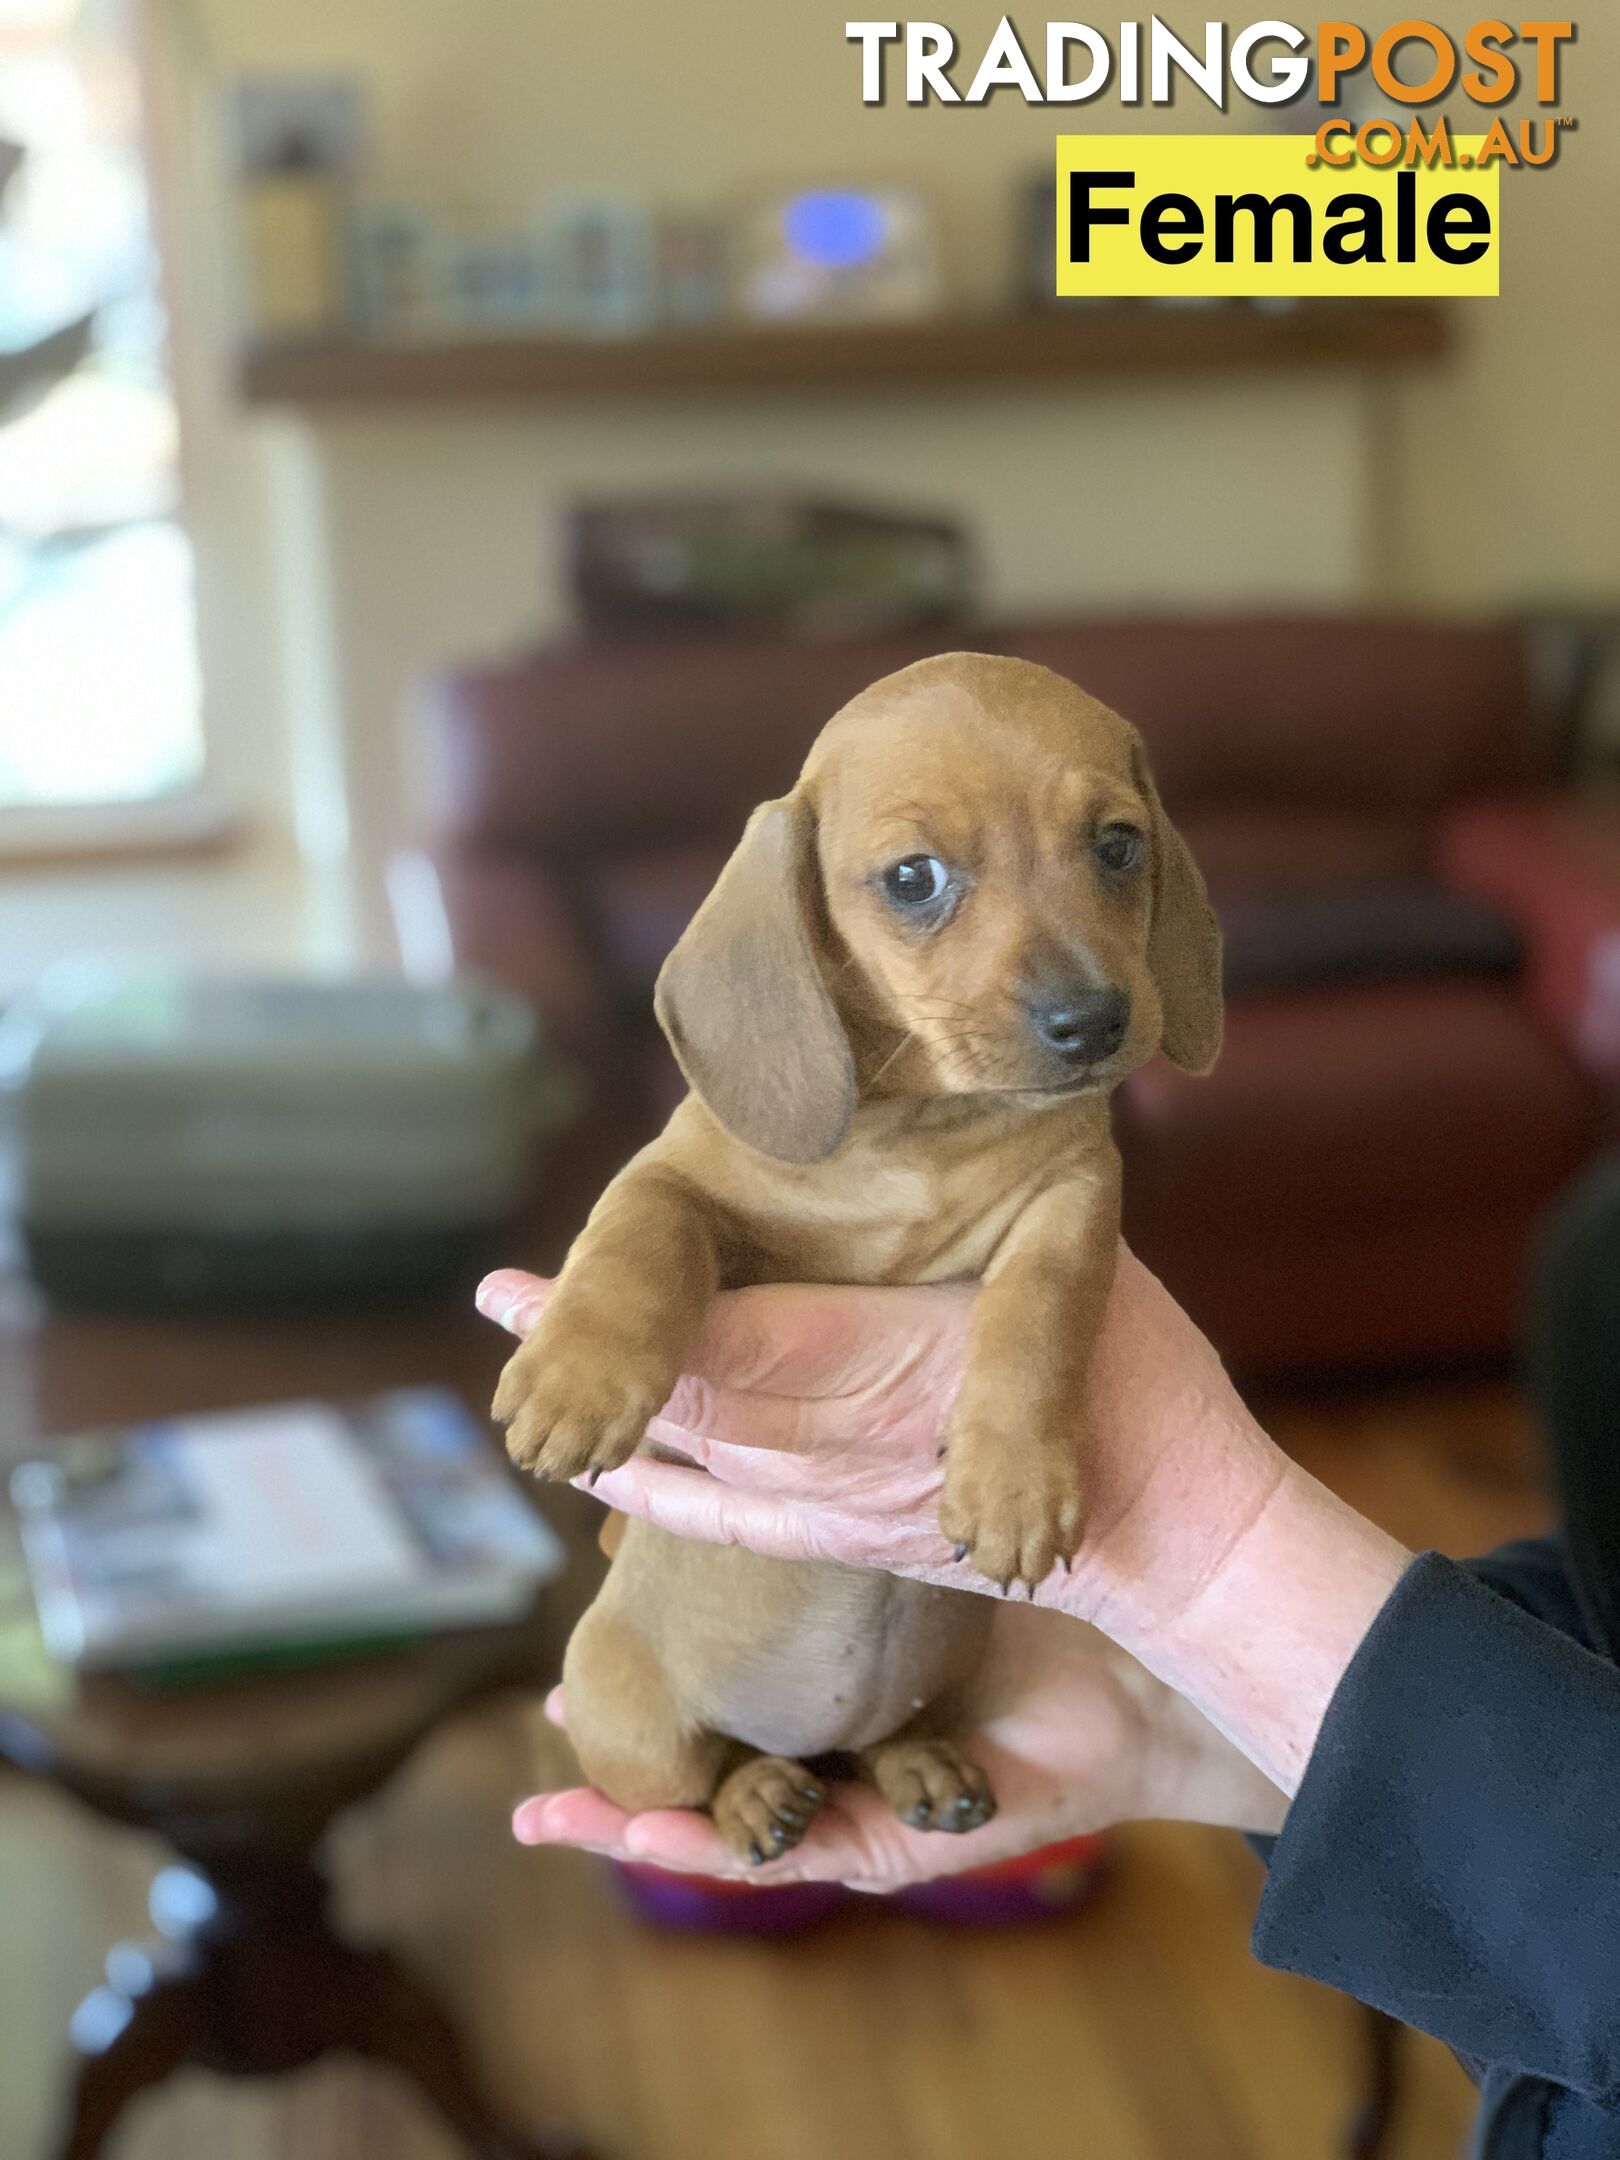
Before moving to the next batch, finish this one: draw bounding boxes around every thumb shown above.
[585,1455,834,1560]
[477,1270,554,1337]
[585,1458,951,1581]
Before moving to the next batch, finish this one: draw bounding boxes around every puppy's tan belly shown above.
[704,1572,985,1757]
[601,1523,989,1757]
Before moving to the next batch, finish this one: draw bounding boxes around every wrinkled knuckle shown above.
[660,1372,711,1435]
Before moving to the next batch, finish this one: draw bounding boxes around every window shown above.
[0,0,204,814]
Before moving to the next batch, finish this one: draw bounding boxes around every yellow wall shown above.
[183,0,1620,612]
[1386,24,1620,605]
[158,0,1619,954]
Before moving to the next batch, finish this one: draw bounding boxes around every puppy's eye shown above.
[881,855,951,911]
[1093,824,1145,875]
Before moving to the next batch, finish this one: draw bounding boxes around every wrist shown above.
[1171,1459,1410,1792]
[1139,1680,1290,1834]
[1045,1362,1410,1795]
[1098,1617,1290,1833]
[1115,1455,1410,1794]
[1049,1349,1289,1646]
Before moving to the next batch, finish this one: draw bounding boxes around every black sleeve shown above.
[1250,1546,1620,2104]
[1460,1533,1594,1647]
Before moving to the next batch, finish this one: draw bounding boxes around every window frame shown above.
[0,0,243,860]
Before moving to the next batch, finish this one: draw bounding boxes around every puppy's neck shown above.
[843,1086,1109,1150]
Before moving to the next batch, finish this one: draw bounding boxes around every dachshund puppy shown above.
[495,654,1221,1863]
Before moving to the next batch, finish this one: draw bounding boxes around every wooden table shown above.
[0,1262,603,2160]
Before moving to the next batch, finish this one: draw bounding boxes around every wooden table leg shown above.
[52,1849,596,2160]
[56,1956,209,2160]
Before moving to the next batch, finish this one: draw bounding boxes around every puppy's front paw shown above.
[938,1418,1085,1591]
[493,1325,669,1483]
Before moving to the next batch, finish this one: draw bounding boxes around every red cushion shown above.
[1137,1206,1540,1376]
[1437,795,1620,1079]
[1182,807,1424,892]
[1217,884,1520,996]
[1118,980,1597,1237]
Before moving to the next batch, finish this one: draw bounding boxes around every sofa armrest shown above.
[390,843,611,1059]
[1435,795,1620,1079]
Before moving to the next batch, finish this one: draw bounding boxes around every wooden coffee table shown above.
[0,1615,592,2159]
[0,1261,602,2160]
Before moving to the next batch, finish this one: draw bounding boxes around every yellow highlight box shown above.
[1056,135,1498,299]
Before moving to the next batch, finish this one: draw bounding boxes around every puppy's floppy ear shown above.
[1134,746,1223,1074]
[655,796,855,1163]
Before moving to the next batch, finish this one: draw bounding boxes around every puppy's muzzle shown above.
[1028,984,1130,1067]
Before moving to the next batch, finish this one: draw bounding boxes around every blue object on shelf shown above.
[782,191,887,270]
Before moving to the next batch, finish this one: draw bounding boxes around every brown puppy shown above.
[494,654,1221,1862]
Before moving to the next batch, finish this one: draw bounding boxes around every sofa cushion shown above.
[1177,807,1424,892]
[1219,885,1522,998]
[1118,980,1596,1237]
[1132,1205,1541,1378]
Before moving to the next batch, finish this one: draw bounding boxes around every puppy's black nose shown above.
[1030,987,1129,1064]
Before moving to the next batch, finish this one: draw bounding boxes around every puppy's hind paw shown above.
[711,1756,826,1866]
[864,1737,996,1834]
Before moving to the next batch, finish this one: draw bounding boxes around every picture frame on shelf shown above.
[347,203,449,341]
[538,193,658,337]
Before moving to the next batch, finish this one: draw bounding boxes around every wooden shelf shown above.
[239,302,1447,409]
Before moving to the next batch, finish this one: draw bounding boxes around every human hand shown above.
[480,1249,1408,1796]
[513,1602,1286,1888]
[480,1250,1274,1637]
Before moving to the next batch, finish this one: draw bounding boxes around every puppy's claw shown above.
[953,1542,969,1563]
[493,1332,669,1488]
[867,1739,998,1837]
[937,1428,1087,1594]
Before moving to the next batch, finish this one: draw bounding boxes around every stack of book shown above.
[10,1388,562,1681]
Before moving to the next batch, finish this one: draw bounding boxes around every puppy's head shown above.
[656,653,1221,1163]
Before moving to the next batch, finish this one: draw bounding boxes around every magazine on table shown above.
[10,1388,563,1672]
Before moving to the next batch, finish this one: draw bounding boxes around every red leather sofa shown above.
[408,617,1620,1379]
